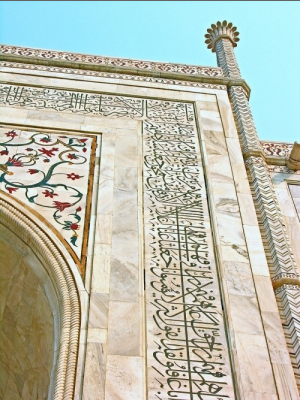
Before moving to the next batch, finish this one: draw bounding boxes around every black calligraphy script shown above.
[143,101,233,400]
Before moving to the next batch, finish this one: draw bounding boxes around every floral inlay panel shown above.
[0,127,96,272]
[260,141,293,157]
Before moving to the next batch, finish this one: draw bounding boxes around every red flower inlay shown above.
[83,148,87,153]
[41,137,51,143]
[6,157,23,167]
[39,147,59,157]
[76,206,82,212]
[43,190,58,198]
[7,187,18,194]
[70,223,79,230]
[28,169,39,174]
[5,130,17,138]
[0,150,8,155]
[67,153,78,160]
[79,139,87,143]
[53,201,71,211]
[26,148,33,151]
[67,173,81,180]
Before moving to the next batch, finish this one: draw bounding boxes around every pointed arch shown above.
[0,195,81,400]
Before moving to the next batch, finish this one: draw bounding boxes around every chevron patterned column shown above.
[205,20,300,389]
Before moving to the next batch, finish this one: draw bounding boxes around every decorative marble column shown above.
[205,20,300,389]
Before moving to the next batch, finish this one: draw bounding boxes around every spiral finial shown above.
[205,21,240,52]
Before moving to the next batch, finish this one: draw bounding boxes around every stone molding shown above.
[0,47,252,98]
[0,44,223,77]
[272,272,300,290]
[267,165,300,175]
[0,195,80,400]
[0,61,227,91]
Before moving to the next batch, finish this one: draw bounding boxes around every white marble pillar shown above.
[205,20,300,395]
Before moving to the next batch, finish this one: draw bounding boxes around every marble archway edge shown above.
[0,193,81,400]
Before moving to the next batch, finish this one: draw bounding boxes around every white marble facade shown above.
[0,43,299,400]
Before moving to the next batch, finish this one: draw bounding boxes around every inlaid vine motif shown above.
[0,127,95,264]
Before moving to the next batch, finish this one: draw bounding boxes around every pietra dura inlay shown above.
[0,126,96,274]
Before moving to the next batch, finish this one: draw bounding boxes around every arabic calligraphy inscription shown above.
[143,103,234,399]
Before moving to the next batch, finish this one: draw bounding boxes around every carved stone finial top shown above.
[205,21,240,52]
[287,142,300,171]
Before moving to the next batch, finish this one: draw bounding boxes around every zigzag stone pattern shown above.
[215,39,241,78]
[229,86,261,153]
[276,285,300,387]
[245,157,297,277]
[205,21,300,391]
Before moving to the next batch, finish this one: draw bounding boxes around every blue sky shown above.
[0,1,299,143]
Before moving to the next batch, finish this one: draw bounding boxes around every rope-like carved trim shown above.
[0,197,80,400]
[215,38,241,78]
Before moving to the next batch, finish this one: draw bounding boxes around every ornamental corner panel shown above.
[0,126,96,275]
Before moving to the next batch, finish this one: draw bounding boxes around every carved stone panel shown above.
[143,101,234,399]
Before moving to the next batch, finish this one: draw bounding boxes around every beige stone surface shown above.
[107,301,141,356]
[199,94,298,398]
[105,355,144,400]
[82,342,106,400]
[271,173,300,268]
[0,234,54,400]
